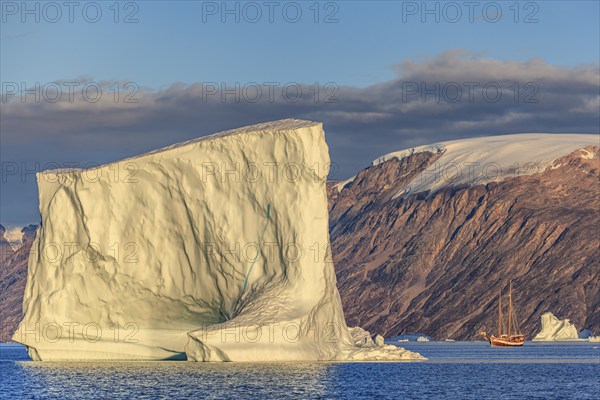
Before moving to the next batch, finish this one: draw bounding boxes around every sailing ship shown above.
[480,281,525,347]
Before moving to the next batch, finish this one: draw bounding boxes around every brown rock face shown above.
[328,146,600,340]
[0,225,36,342]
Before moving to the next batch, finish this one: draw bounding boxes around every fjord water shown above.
[1,342,599,399]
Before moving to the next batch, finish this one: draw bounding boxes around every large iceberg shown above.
[13,119,423,362]
[532,312,579,341]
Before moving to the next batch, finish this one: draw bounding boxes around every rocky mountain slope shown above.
[328,135,599,340]
[0,225,36,342]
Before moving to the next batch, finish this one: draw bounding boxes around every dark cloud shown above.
[1,50,599,225]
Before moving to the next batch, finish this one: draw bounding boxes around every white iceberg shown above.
[532,312,579,341]
[13,119,424,362]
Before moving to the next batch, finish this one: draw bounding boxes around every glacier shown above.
[532,312,579,341]
[13,119,424,362]
[336,134,599,196]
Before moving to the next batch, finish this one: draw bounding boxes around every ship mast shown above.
[508,281,512,338]
[498,288,502,336]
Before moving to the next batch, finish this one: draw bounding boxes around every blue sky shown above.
[1,1,599,226]
[2,1,599,88]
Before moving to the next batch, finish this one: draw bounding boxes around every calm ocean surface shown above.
[1,341,599,399]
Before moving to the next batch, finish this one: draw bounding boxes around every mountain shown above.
[0,225,13,264]
[328,134,599,340]
[0,225,37,342]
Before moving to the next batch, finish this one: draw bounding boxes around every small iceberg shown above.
[532,312,579,341]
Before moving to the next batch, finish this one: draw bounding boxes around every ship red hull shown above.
[489,337,525,347]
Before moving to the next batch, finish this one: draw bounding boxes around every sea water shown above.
[1,341,598,399]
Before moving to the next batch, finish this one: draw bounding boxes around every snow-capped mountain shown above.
[0,224,37,342]
[328,134,599,340]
